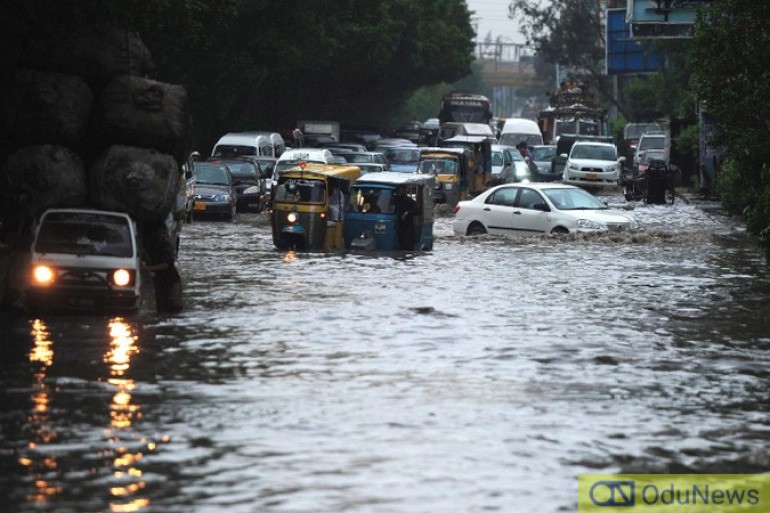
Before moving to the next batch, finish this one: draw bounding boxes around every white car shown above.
[490,144,531,185]
[562,141,624,188]
[452,182,638,236]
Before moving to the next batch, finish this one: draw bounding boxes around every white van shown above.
[211,131,286,158]
[25,208,142,313]
[499,118,544,148]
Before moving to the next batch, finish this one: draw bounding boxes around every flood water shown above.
[1,191,769,513]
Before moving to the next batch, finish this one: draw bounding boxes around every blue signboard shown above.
[606,8,663,74]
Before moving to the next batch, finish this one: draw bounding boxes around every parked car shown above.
[333,151,390,169]
[191,162,237,220]
[24,208,143,313]
[207,157,270,212]
[374,138,417,151]
[395,121,422,143]
[562,140,624,188]
[530,144,559,181]
[383,146,421,173]
[319,142,368,153]
[355,162,389,174]
[490,144,530,185]
[621,122,661,161]
[452,182,638,236]
[633,131,667,171]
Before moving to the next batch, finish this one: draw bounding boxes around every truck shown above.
[296,120,341,147]
[537,83,608,145]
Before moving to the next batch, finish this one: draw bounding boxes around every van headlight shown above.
[576,219,607,231]
[32,264,56,286]
[111,269,134,287]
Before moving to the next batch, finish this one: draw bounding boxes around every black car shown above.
[208,157,271,212]
[191,162,237,221]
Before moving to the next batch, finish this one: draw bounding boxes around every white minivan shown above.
[25,208,143,313]
[499,118,544,148]
[212,132,286,158]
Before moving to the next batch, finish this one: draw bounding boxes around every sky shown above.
[465,0,529,45]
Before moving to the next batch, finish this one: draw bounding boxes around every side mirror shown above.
[618,156,626,163]
[560,153,568,159]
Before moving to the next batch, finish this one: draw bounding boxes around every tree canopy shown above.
[2,0,475,152]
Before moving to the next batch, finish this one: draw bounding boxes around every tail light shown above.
[453,205,461,214]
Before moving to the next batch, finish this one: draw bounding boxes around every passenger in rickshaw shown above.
[393,186,418,249]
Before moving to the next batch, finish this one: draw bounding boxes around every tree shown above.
[1,0,476,153]
[508,0,629,118]
[690,0,770,237]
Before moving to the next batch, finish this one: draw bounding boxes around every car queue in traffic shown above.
[185,117,642,253]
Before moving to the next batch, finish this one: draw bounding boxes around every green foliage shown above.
[690,0,770,235]
[674,124,699,163]
[3,0,476,152]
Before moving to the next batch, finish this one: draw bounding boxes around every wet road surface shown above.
[1,191,769,513]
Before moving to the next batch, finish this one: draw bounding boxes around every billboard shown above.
[605,8,663,75]
[625,0,710,39]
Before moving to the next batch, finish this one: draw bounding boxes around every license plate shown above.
[193,202,207,211]
[586,172,598,180]
[445,183,453,189]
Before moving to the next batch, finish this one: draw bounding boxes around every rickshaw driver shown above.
[393,186,418,249]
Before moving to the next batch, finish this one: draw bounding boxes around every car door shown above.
[510,187,549,235]
[481,186,519,235]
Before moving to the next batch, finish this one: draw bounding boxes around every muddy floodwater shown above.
[1,191,769,513]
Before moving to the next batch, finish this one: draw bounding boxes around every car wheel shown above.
[467,223,487,236]
[551,226,569,235]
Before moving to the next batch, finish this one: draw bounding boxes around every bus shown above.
[438,91,492,125]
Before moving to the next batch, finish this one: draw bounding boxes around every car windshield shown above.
[499,133,542,147]
[213,144,256,157]
[532,146,556,161]
[221,162,258,178]
[640,136,666,150]
[385,148,420,163]
[342,153,374,164]
[419,158,458,175]
[570,145,617,161]
[195,164,230,185]
[347,186,395,214]
[624,123,661,140]
[543,187,608,211]
[274,178,326,204]
[34,212,133,257]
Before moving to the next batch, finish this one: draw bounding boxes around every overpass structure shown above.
[476,41,548,118]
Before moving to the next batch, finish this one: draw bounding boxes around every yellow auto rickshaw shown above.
[418,147,471,209]
[439,135,493,196]
[270,163,361,250]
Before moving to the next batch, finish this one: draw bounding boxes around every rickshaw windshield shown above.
[419,159,458,175]
[274,178,326,204]
[347,186,395,214]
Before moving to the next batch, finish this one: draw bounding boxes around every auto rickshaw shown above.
[418,147,471,208]
[270,162,361,250]
[439,135,492,196]
[344,172,435,251]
